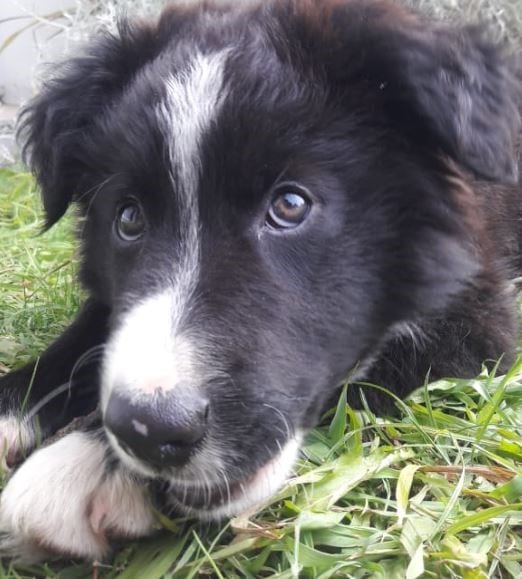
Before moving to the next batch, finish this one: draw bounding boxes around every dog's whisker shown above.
[222,468,231,507]
[25,383,71,422]
[67,345,106,395]
[262,404,293,440]
[70,345,105,375]
[23,345,105,422]
[77,174,122,239]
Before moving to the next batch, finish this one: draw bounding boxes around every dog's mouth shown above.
[169,476,251,510]
[108,428,303,517]
[166,434,302,517]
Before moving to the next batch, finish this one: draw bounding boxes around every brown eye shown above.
[267,186,311,229]
[116,202,145,241]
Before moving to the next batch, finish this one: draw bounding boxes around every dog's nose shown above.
[104,389,209,468]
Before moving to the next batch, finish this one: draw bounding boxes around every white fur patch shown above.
[161,49,228,221]
[0,415,35,471]
[88,467,156,541]
[158,49,228,309]
[0,432,155,561]
[101,292,204,409]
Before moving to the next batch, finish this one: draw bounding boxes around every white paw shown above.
[0,431,156,561]
[0,415,35,471]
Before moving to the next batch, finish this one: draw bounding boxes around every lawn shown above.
[1,0,522,576]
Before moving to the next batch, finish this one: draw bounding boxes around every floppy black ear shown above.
[297,0,521,184]
[18,20,162,227]
[396,24,521,184]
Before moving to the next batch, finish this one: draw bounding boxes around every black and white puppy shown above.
[0,0,520,561]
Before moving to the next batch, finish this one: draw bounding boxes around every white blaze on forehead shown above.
[102,52,228,407]
[162,50,228,195]
[157,49,228,312]
[159,49,229,266]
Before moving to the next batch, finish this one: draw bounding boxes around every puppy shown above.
[0,0,520,561]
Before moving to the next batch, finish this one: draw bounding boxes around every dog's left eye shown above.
[115,202,146,241]
[267,185,311,230]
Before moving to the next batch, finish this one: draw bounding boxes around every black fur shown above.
[1,0,521,540]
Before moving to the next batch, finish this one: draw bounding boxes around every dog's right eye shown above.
[266,185,311,230]
[115,202,146,241]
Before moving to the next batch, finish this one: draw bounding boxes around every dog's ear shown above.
[291,0,520,184]
[18,20,164,227]
[390,23,521,184]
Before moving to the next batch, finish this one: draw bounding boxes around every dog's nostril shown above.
[104,390,209,468]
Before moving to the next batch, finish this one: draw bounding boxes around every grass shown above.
[1,161,522,579]
[0,168,80,372]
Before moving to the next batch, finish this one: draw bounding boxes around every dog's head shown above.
[19,0,520,517]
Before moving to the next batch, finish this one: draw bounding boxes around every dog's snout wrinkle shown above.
[104,389,209,468]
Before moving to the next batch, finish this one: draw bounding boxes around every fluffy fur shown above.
[0,0,520,560]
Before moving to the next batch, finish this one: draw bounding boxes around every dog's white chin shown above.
[169,434,302,520]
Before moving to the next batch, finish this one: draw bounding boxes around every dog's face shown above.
[20,0,519,517]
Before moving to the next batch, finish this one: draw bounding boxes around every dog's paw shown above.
[0,431,156,561]
[0,416,35,471]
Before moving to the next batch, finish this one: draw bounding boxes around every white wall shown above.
[0,0,73,105]
[0,0,241,106]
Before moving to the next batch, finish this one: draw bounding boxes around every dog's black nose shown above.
[104,389,209,468]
